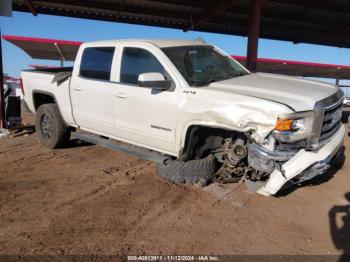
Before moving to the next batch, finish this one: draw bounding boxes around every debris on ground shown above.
[203,182,241,206]
[10,124,35,138]
[243,177,267,193]
[0,128,10,139]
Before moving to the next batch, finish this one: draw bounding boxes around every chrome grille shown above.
[310,89,344,148]
[319,100,343,144]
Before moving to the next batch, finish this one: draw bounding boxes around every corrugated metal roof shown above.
[2,35,81,61]
[11,1,350,48]
[4,34,350,79]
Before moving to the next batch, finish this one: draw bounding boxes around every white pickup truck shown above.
[21,39,345,196]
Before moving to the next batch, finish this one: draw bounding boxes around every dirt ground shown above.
[0,109,350,258]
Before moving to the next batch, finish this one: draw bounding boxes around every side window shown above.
[80,47,115,80]
[120,47,169,85]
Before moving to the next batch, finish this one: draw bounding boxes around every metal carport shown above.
[5,34,350,81]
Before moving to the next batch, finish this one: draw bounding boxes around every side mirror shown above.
[138,72,172,90]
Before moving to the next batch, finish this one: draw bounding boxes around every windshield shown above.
[162,45,249,86]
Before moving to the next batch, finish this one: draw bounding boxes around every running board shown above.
[71,132,169,164]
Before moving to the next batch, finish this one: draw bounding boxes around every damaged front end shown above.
[248,127,344,196]
[214,90,345,196]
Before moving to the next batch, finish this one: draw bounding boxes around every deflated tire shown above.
[157,155,218,186]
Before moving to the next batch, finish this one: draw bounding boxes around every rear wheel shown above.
[35,104,70,148]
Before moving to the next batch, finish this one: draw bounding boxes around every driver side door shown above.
[112,47,178,154]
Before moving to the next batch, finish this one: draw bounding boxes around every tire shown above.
[35,103,70,148]
[157,155,218,186]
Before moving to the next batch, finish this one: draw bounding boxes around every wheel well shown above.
[33,92,56,110]
[180,126,243,161]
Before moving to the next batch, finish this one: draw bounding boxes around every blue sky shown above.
[2,11,350,83]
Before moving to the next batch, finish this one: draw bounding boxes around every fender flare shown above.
[178,121,253,161]
[31,89,58,111]
[31,90,72,127]
[179,121,254,151]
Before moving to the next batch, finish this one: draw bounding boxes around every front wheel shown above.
[35,104,70,148]
[157,155,218,186]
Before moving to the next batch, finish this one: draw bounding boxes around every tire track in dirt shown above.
[123,188,189,239]
[2,110,350,256]
[54,160,150,214]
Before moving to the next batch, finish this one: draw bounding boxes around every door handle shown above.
[73,86,82,91]
[115,92,127,99]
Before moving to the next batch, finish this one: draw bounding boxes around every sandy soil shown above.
[0,109,349,258]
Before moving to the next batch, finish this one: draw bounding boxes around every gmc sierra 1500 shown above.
[21,39,345,196]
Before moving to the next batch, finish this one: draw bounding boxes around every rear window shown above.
[80,47,115,80]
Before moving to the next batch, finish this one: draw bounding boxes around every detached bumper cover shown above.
[257,125,345,196]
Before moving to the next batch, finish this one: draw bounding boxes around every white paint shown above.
[21,39,345,196]
[257,125,345,196]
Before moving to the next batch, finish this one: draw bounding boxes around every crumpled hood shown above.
[206,73,338,111]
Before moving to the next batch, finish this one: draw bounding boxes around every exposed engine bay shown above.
[209,122,345,196]
[181,125,308,191]
[213,136,274,184]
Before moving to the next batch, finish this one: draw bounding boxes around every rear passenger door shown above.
[70,46,116,135]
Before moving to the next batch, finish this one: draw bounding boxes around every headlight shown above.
[272,111,315,142]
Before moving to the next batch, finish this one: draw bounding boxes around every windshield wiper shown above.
[194,78,217,87]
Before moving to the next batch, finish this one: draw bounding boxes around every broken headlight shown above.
[272,111,315,142]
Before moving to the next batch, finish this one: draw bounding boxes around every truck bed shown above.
[23,67,73,85]
[21,67,75,126]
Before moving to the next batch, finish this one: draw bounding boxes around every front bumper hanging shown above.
[257,125,345,196]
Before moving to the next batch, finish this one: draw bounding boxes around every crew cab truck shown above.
[21,39,345,196]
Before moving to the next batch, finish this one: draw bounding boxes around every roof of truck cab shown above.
[84,39,208,48]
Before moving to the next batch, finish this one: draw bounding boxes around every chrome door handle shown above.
[115,92,127,98]
[73,86,82,91]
